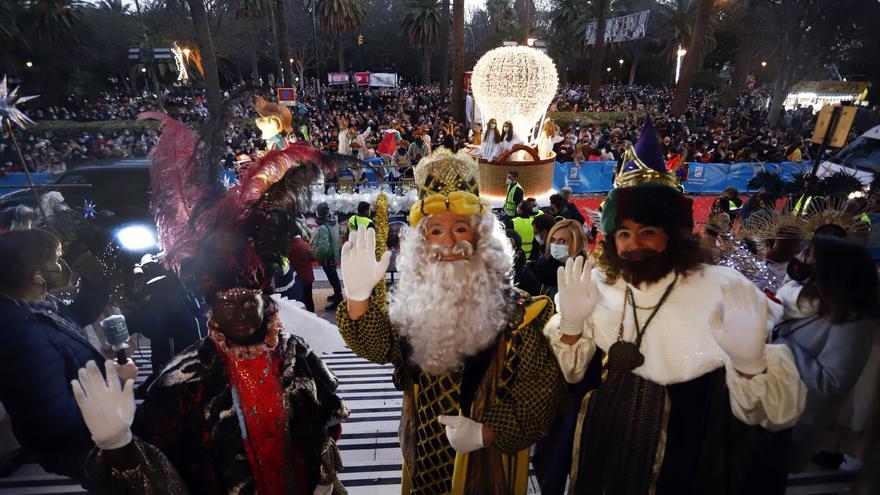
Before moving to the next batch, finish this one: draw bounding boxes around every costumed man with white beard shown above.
[545,117,807,494]
[336,148,565,495]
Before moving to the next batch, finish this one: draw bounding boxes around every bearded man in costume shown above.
[545,117,807,495]
[69,113,349,495]
[336,148,565,495]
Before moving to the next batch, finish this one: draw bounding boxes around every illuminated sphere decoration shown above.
[471,46,559,143]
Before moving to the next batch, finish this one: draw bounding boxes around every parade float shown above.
[470,46,559,199]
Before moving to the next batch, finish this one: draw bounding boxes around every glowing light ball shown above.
[471,46,558,142]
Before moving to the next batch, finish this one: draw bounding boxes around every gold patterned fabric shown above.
[337,289,563,495]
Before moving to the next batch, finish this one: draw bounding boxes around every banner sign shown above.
[276,88,296,106]
[585,10,650,45]
[327,72,349,85]
[551,161,814,194]
[552,161,615,194]
[369,73,398,88]
[353,72,370,86]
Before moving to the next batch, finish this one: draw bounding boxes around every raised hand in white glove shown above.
[437,415,485,454]
[71,360,135,450]
[341,226,392,302]
[555,256,599,336]
[709,280,769,376]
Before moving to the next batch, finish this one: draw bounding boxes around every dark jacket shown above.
[526,255,564,298]
[558,203,585,225]
[0,280,109,480]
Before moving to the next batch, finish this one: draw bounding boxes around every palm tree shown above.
[274,0,292,85]
[655,0,717,74]
[21,0,85,46]
[438,0,449,95]
[315,0,366,71]
[450,0,464,122]
[670,0,713,115]
[401,0,442,84]
[588,0,609,99]
[550,0,593,49]
[97,0,131,13]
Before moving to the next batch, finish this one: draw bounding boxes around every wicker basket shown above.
[479,144,556,198]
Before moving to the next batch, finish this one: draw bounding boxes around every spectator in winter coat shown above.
[0,230,137,485]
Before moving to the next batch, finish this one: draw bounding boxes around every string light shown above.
[471,46,558,142]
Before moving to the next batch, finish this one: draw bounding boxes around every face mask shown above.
[786,257,813,283]
[503,127,510,132]
[532,207,540,213]
[506,178,513,185]
[550,243,570,262]
[534,234,543,245]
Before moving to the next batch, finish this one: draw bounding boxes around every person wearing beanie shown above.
[543,117,806,494]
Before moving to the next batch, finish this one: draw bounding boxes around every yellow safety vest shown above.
[512,215,537,257]
[504,183,523,216]
[348,215,374,232]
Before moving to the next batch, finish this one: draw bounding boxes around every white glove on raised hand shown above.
[709,280,769,376]
[437,415,484,454]
[341,226,392,302]
[71,360,135,450]
[555,256,599,336]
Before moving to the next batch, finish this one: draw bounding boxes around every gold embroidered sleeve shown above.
[480,302,565,454]
[85,438,189,494]
[336,288,401,366]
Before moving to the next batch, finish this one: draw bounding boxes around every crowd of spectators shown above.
[3,81,864,178]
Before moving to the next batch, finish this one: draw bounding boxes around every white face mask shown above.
[534,234,543,245]
[503,126,510,132]
[550,243,570,262]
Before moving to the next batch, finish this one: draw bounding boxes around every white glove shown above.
[71,360,135,450]
[709,280,769,376]
[437,415,484,454]
[341,226,392,301]
[555,256,599,336]
[313,484,333,495]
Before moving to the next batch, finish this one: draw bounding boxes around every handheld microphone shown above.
[101,315,130,365]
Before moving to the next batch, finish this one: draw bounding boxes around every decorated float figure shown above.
[544,117,807,495]
[70,113,350,495]
[336,148,565,495]
[255,96,293,153]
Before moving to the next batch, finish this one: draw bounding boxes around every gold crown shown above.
[613,145,679,189]
[413,148,481,199]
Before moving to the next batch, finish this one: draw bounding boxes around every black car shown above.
[0,159,151,221]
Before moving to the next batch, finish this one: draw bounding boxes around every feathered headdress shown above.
[140,113,354,298]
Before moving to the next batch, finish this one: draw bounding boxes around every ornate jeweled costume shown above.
[338,149,565,494]
[82,113,351,494]
[545,117,807,495]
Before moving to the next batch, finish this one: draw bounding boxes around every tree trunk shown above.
[723,0,759,104]
[250,36,259,85]
[275,0,292,86]
[422,45,432,84]
[588,0,609,100]
[336,35,345,72]
[268,5,282,84]
[439,0,450,96]
[628,58,638,85]
[451,0,465,122]
[517,0,532,44]
[184,0,223,177]
[670,0,713,116]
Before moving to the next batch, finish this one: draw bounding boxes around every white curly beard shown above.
[388,212,515,375]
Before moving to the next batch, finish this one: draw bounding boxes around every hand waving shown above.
[556,256,599,336]
[71,360,135,450]
[709,280,769,376]
[341,226,392,302]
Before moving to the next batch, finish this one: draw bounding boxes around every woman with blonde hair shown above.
[526,219,588,298]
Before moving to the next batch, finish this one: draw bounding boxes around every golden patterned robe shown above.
[337,288,564,495]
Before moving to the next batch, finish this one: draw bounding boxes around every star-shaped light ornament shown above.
[83,200,97,220]
[0,75,39,130]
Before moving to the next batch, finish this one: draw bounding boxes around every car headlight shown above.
[115,224,158,252]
